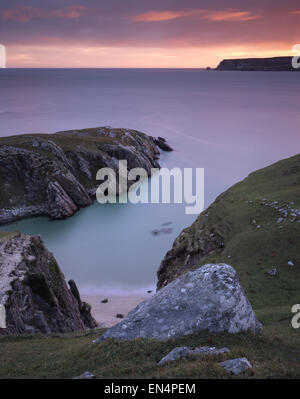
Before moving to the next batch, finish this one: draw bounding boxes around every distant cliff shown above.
[216,57,298,71]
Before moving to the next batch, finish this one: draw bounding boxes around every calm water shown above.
[0,69,299,294]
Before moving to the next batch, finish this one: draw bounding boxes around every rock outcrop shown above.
[158,346,230,366]
[216,57,298,71]
[157,155,300,311]
[154,137,173,152]
[0,127,162,225]
[220,358,252,375]
[0,232,97,335]
[94,264,261,342]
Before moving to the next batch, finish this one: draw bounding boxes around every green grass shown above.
[0,305,299,379]
[0,127,148,154]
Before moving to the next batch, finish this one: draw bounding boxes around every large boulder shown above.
[94,264,262,342]
[0,232,97,335]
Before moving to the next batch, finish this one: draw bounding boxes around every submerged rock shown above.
[158,346,230,366]
[0,232,97,335]
[94,264,261,342]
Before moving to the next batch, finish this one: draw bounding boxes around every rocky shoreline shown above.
[0,127,165,225]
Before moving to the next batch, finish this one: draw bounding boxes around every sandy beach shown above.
[82,294,152,327]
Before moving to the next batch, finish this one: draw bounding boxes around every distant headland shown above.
[216,56,299,71]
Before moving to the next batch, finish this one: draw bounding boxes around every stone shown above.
[94,264,262,342]
[220,358,252,375]
[158,346,230,366]
[0,233,97,335]
[68,279,96,329]
[72,371,95,380]
[268,268,277,276]
[154,138,173,152]
[101,298,109,304]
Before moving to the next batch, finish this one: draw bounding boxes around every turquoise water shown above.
[0,69,299,294]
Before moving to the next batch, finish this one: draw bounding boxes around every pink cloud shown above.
[131,8,261,23]
[131,10,198,22]
[0,5,89,22]
[204,10,261,22]
[291,10,300,15]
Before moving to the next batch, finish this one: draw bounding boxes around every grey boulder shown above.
[94,264,262,342]
[220,358,252,375]
[72,371,95,380]
[158,346,230,366]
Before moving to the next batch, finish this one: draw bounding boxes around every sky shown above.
[0,0,299,68]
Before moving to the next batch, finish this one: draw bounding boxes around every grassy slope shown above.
[0,127,147,154]
[196,154,300,309]
[0,306,299,379]
[0,155,299,379]
[159,154,300,310]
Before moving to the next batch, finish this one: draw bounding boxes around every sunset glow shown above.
[0,0,299,68]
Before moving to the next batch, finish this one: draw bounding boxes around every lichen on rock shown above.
[94,263,262,343]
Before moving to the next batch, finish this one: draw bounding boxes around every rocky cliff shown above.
[0,232,97,335]
[158,155,300,309]
[216,57,298,71]
[0,127,161,225]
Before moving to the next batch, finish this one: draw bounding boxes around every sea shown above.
[0,68,299,295]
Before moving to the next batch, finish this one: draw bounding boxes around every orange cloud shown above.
[0,5,89,22]
[131,10,197,22]
[204,10,261,22]
[291,10,300,15]
[131,8,260,23]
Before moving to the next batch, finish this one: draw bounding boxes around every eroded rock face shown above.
[0,232,97,335]
[0,127,161,225]
[94,264,262,342]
